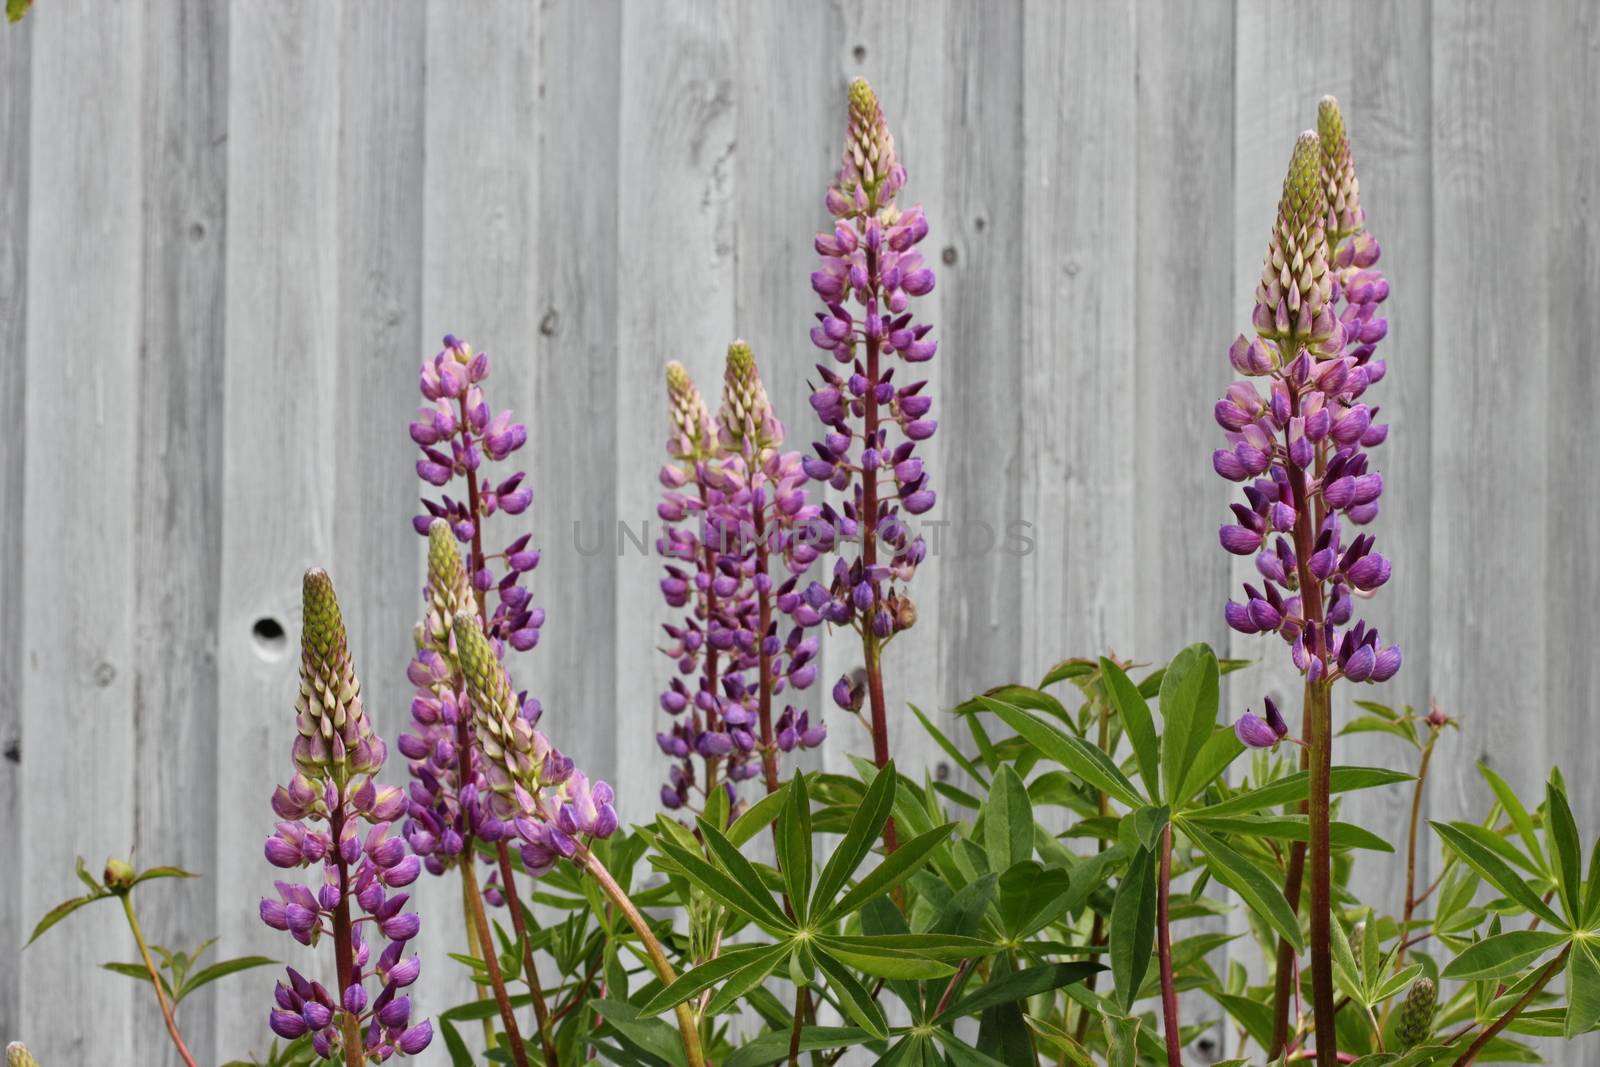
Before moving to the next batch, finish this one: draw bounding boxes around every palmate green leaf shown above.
[996,861,1071,939]
[1566,938,1600,1037]
[938,961,1104,1022]
[812,948,889,1038]
[1199,766,1412,818]
[693,817,795,930]
[1545,779,1582,922]
[982,765,1034,872]
[639,943,786,1015]
[778,772,814,923]
[728,784,790,848]
[824,932,994,961]
[1215,992,1273,1049]
[1584,835,1600,928]
[911,702,989,785]
[1479,762,1547,870]
[823,822,955,923]
[704,944,797,1017]
[1431,821,1565,929]
[1329,912,1365,1005]
[956,684,1072,726]
[1157,644,1219,806]
[1443,930,1568,982]
[1186,813,1394,852]
[1108,844,1156,1010]
[26,891,108,945]
[814,936,957,980]
[593,998,688,1067]
[652,835,789,933]
[976,697,1143,809]
[722,1027,872,1067]
[1174,727,1245,808]
[1099,657,1160,797]
[811,759,897,913]
[938,1033,1016,1067]
[1186,825,1304,951]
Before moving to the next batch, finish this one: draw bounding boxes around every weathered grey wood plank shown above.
[532,0,622,797]
[0,7,29,1051]
[416,0,541,1037]
[615,0,739,824]
[130,0,229,1061]
[1019,0,1137,679]
[18,1,145,1061]
[936,0,1024,711]
[213,1,343,1057]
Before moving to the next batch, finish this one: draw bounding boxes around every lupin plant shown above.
[260,570,431,1063]
[1214,100,1397,1063]
[656,347,824,817]
[805,78,937,851]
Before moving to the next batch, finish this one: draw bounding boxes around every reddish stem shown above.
[496,846,559,1067]
[1157,823,1183,1067]
[859,249,896,853]
[753,497,781,795]
[328,803,364,1067]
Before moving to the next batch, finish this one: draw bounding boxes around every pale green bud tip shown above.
[1317,95,1347,152]
[451,613,497,694]
[103,857,136,891]
[7,1043,40,1067]
[1280,131,1326,231]
[848,78,878,119]
[665,361,691,393]
[427,520,464,585]
[726,340,754,379]
[302,568,346,657]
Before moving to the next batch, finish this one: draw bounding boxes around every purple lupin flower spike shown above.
[1218,110,1394,1062]
[262,570,430,1061]
[412,335,541,655]
[804,79,935,850]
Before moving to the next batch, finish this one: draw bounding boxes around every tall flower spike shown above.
[719,340,783,456]
[1252,131,1340,361]
[263,571,429,1061]
[835,78,904,210]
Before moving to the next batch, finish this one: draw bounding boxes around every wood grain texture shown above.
[131,0,229,1061]
[0,7,28,1050]
[18,1,145,1062]
[213,1,342,1057]
[5,1,1600,1061]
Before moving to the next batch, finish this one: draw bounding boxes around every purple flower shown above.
[261,573,428,1058]
[411,336,539,659]
[1214,108,1399,692]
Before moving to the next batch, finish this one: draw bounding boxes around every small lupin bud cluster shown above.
[411,335,542,653]
[805,78,936,675]
[262,570,431,1060]
[6,1044,38,1067]
[656,347,825,816]
[1394,976,1436,1050]
[453,613,617,876]
[1217,103,1399,741]
[396,521,543,877]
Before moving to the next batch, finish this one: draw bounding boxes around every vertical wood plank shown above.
[615,0,739,821]
[18,1,145,1061]
[130,0,229,1061]
[1135,2,1235,1056]
[0,7,29,1050]
[937,0,1025,709]
[533,0,622,796]
[1427,2,1550,821]
[1019,0,1138,679]
[214,1,342,1055]
[417,0,540,1028]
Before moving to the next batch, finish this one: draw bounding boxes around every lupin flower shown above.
[1235,696,1291,750]
[1218,124,1399,746]
[261,570,430,1061]
[411,335,542,655]
[806,80,935,765]
[655,350,824,815]
[453,612,615,874]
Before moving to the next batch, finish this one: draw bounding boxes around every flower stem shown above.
[119,894,198,1067]
[496,845,560,1067]
[860,246,896,856]
[1307,678,1337,1067]
[329,804,364,1067]
[460,853,532,1067]
[1382,727,1438,1030]
[754,503,781,795]
[460,866,499,1051]
[1450,946,1569,1066]
[1074,694,1114,1044]
[578,851,707,1067]
[1157,823,1182,1067]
